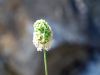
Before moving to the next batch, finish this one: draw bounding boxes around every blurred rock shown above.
[0,0,100,75]
[36,43,90,75]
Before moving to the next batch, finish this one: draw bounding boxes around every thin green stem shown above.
[43,49,48,75]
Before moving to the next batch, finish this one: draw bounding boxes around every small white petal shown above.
[37,47,42,51]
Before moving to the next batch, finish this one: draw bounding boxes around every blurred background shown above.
[0,0,100,75]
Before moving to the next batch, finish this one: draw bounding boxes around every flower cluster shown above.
[33,19,53,51]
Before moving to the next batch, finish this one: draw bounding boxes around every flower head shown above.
[33,19,53,51]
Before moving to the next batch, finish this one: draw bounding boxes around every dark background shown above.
[0,0,100,75]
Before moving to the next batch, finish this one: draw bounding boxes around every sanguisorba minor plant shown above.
[33,19,53,75]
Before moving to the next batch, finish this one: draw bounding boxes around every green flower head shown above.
[33,19,53,51]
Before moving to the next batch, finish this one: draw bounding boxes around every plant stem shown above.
[43,49,48,75]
